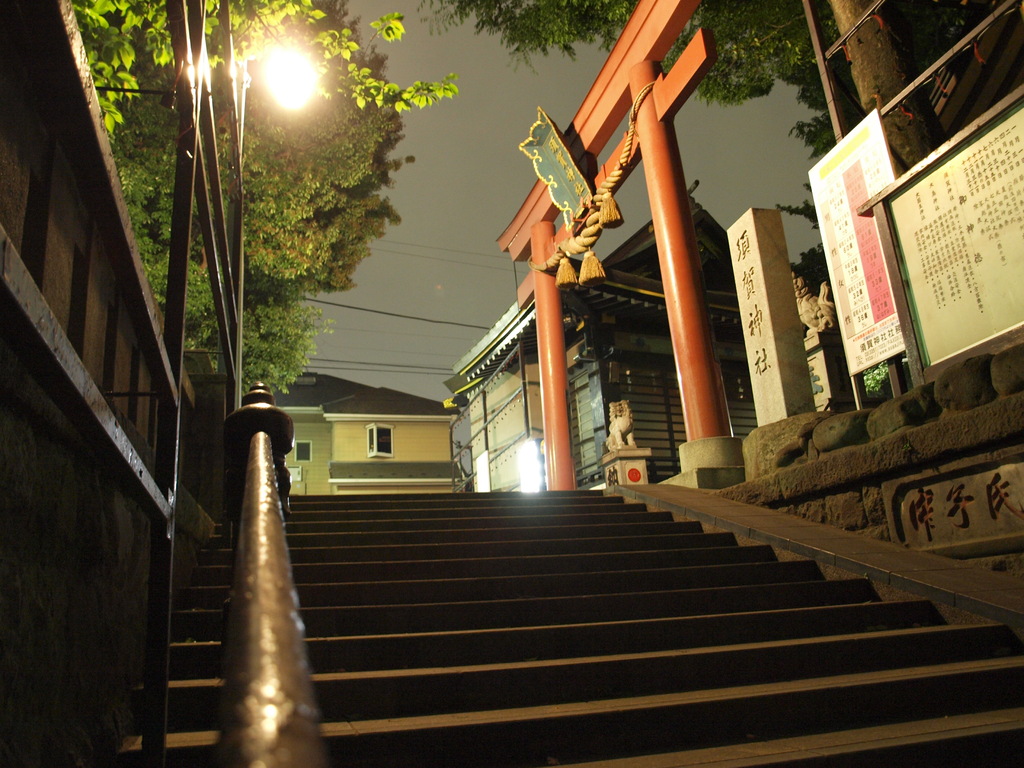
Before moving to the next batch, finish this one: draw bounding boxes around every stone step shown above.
[171,578,878,642]
[204,519,704,558]
[164,623,1021,732]
[520,707,1024,767]
[197,530,741,566]
[267,506,668,533]
[276,658,1024,766]
[145,490,1024,768]
[148,658,1024,767]
[188,544,780,587]
[277,519,701,548]
[168,599,945,680]
[180,559,824,609]
[287,490,623,514]
[281,500,654,523]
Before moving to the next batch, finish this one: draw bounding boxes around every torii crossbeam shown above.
[500,0,733,489]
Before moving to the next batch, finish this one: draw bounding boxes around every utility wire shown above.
[312,356,452,372]
[331,326,476,341]
[307,297,489,330]
[370,245,512,271]
[310,362,451,376]
[376,238,508,261]
[317,346,457,358]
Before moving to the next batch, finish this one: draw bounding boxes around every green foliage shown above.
[73,0,458,125]
[862,361,890,397]
[423,0,837,155]
[426,0,990,161]
[78,0,450,389]
[425,0,633,59]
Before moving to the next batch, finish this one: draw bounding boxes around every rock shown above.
[741,411,832,480]
[811,410,871,454]
[991,344,1024,396]
[934,354,996,411]
[825,490,868,530]
[866,382,941,440]
[798,497,826,524]
[861,485,888,527]
[773,439,807,469]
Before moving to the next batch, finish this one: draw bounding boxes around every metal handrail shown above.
[219,386,327,768]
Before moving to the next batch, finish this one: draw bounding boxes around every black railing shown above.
[219,384,327,768]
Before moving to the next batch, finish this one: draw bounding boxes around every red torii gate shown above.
[499,0,733,490]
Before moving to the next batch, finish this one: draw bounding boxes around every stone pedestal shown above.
[602,447,653,487]
[668,435,746,489]
[805,329,856,412]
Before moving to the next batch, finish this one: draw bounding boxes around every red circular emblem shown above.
[627,467,642,483]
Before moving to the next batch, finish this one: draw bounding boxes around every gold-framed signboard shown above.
[888,93,1024,368]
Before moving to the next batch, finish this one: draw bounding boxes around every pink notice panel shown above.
[810,110,905,375]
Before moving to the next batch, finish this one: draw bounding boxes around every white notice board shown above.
[888,98,1024,367]
[810,110,904,374]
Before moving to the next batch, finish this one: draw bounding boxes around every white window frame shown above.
[294,440,312,463]
[366,422,394,458]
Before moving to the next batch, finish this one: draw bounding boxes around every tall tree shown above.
[73,0,457,389]
[425,0,981,166]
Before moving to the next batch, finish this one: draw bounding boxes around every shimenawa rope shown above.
[530,81,656,290]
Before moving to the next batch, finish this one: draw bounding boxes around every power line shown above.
[310,362,452,376]
[311,356,452,372]
[370,245,511,271]
[330,326,477,341]
[317,345,459,358]
[376,238,508,261]
[307,297,490,330]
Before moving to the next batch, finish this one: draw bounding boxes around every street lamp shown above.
[264,48,317,110]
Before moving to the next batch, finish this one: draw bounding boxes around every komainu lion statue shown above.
[793,271,837,333]
[605,400,637,452]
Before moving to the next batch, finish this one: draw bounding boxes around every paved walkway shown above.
[614,484,1024,631]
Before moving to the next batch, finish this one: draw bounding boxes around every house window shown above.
[294,440,312,462]
[366,423,394,458]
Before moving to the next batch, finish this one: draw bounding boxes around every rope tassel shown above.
[579,251,606,287]
[555,256,579,290]
[598,191,623,229]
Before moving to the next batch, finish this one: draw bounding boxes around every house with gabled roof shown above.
[275,372,453,495]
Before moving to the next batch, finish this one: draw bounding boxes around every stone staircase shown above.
[140,490,1024,765]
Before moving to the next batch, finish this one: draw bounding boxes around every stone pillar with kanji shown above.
[728,208,815,425]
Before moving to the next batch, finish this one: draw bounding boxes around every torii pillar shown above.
[531,220,576,490]
[501,0,744,489]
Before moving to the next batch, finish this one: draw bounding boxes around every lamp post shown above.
[226,48,317,408]
[229,57,250,410]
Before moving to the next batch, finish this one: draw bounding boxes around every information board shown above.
[888,99,1024,366]
[810,110,904,374]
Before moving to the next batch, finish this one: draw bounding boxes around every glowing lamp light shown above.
[263,49,317,110]
[518,439,545,494]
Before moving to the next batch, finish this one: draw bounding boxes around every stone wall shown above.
[0,338,150,766]
[0,6,221,764]
[725,343,1024,575]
